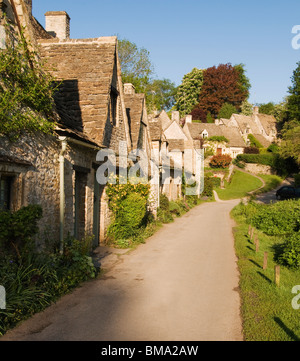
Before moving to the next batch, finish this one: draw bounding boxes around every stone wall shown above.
[244,163,275,175]
[0,132,105,247]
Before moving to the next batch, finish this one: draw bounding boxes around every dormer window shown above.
[202,131,208,139]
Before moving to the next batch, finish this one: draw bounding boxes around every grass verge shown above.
[251,174,283,195]
[231,203,300,341]
[216,170,263,200]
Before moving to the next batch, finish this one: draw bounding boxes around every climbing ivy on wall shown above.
[0,22,57,140]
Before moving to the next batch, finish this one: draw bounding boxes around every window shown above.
[0,176,12,211]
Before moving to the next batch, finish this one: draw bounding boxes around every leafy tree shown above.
[118,38,154,93]
[241,100,254,116]
[118,38,176,113]
[190,105,207,122]
[234,63,251,99]
[280,121,300,166]
[194,63,249,119]
[287,61,300,121]
[174,68,204,117]
[218,102,237,119]
[147,78,177,112]
[258,102,275,115]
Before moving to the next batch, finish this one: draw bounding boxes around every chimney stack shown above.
[172,111,180,124]
[124,83,136,95]
[185,115,192,124]
[45,11,70,40]
[253,106,259,115]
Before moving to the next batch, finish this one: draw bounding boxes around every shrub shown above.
[159,193,170,212]
[108,193,148,241]
[209,154,232,169]
[267,143,279,153]
[0,205,43,260]
[247,134,263,148]
[244,146,260,154]
[278,232,300,269]
[202,176,214,197]
[236,153,276,167]
[250,200,300,236]
[0,234,98,336]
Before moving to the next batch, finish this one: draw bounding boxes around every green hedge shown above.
[236,153,276,167]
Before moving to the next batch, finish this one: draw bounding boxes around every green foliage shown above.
[106,175,150,214]
[279,121,300,166]
[240,200,300,237]
[287,61,300,121]
[207,135,229,143]
[247,134,263,148]
[267,143,279,153]
[0,233,98,336]
[118,38,176,113]
[209,154,232,169]
[234,63,251,99]
[175,67,204,117]
[202,176,214,197]
[0,23,56,140]
[231,203,300,341]
[147,78,177,112]
[206,112,214,123]
[236,153,276,167]
[0,205,43,259]
[241,100,254,116]
[108,192,148,242]
[258,102,276,115]
[278,232,300,269]
[234,199,300,271]
[216,170,263,200]
[218,102,237,119]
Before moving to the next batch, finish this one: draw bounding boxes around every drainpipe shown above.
[59,136,67,253]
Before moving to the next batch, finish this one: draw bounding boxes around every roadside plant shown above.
[0,21,57,140]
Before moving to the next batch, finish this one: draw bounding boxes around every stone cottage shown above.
[0,0,133,247]
[149,111,203,201]
[123,83,159,215]
[183,118,246,159]
[216,106,277,147]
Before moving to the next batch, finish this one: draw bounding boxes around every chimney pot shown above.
[124,83,135,95]
[45,11,71,40]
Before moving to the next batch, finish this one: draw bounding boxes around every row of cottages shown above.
[215,106,277,148]
[0,0,160,249]
[148,111,203,201]
[183,117,246,159]
[182,106,278,159]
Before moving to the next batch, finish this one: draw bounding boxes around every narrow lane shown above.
[2,199,243,341]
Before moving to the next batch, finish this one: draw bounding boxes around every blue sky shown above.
[32,0,300,105]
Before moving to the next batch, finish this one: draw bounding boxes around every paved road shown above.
[1,199,243,341]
